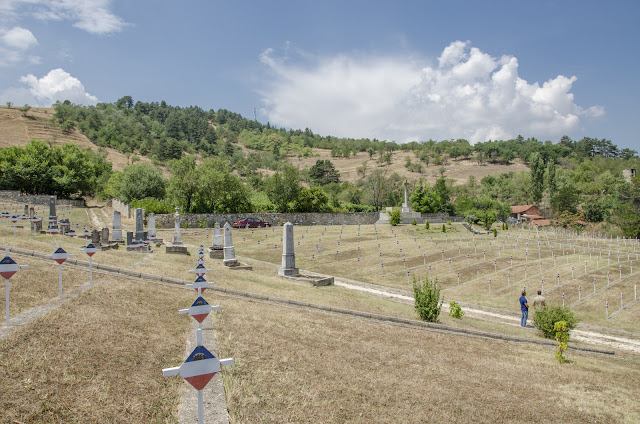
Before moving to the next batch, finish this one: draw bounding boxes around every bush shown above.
[533,306,578,339]
[425,220,430,230]
[493,228,498,238]
[448,301,464,319]
[130,197,173,214]
[442,224,446,233]
[555,320,569,363]
[389,208,401,226]
[412,219,417,225]
[413,277,443,322]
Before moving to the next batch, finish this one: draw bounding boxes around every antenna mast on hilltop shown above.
[253,107,257,121]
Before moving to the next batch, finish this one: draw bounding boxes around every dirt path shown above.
[86,207,107,229]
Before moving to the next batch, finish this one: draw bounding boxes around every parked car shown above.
[232,217,271,228]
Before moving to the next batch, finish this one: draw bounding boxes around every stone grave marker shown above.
[135,208,145,241]
[209,222,224,259]
[112,211,123,241]
[278,222,299,276]
[222,223,238,267]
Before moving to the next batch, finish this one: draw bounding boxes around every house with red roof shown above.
[510,205,541,221]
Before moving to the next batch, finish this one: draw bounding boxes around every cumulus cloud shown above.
[259,41,604,143]
[0,26,39,67]
[1,26,38,49]
[1,68,98,106]
[0,0,126,35]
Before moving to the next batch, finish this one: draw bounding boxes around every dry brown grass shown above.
[0,273,193,423]
[285,148,530,185]
[0,106,161,172]
[215,296,640,423]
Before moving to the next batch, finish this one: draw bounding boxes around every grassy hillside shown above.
[0,105,155,172]
[0,104,528,185]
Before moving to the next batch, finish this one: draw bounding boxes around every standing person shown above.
[519,290,529,327]
[533,290,546,310]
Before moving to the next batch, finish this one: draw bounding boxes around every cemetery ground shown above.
[0,202,638,423]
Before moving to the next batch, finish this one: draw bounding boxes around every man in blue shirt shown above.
[519,290,529,327]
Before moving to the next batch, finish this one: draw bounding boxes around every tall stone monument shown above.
[48,196,57,228]
[135,208,145,241]
[166,208,188,254]
[209,222,224,259]
[401,180,411,213]
[278,222,299,276]
[172,208,183,245]
[222,223,238,267]
[148,213,157,240]
[112,211,123,241]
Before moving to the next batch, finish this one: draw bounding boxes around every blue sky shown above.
[0,0,638,150]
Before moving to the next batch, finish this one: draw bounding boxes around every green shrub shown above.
[413,277,443,322]
[425,220,430,230]
[412,219,417,226]
[389,208,401,226]
[493,228,498,238]
[198,219,208,228]
[442,224,446,233]
[533,306,578,339]
[447,220,452,226]
[448,301,464,319]
[130,197,173,214]
[555,320,569,363]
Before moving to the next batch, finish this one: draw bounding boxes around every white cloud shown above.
[1,68,99,106]
[0,26,39,67]
[0,0,126,35]
[1,26,37,49]
[259,41,604,143]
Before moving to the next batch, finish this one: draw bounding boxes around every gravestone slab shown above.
[148,213,157,239]
[209,222,224,259]
[135,208,144,241]
[112,211,123,241]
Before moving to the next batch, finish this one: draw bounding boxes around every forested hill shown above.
[49,96,637,167]
[1,97,639,237]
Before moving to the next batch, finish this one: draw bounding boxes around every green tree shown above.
[265,166,301,212]
[19,104,31,117]
[167,156,199,212]
[294,186,329,212]
[308,159,340,185]
[193,158,252,213]
[529,152,545,204]
[118,163,166,203]
[410,177,452,214]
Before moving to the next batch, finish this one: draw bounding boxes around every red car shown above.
[232,217,271,228]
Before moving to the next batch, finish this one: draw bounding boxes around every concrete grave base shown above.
[279,272,334,287]
[223,261,253,270]
[278,267,299,277]
[209,248,224,259]
[166,244,189,255]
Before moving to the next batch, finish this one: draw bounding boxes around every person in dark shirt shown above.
[519,290,529,327]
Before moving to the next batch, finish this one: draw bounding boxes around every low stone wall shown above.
[111,199,132,219]
[0,191,85,207]
[155,212,380,228]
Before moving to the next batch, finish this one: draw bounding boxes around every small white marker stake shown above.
[1,248,28,327]
[80,243,100,285]
[46,243,74,299]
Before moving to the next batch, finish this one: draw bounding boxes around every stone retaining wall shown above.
[0,190,85,207]
[110,199,132,219]
[155,212,380,228]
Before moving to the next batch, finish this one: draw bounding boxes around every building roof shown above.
[531,219,552,227]
[511,205,537,214]
[523,214,543,219]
